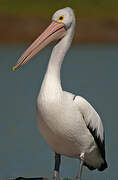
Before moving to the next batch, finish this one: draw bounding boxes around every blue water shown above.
[0,44,118,180]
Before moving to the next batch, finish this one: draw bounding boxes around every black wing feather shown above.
[87,122,105,159]
[87,123,108,171]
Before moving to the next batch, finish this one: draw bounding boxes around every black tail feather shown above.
[84,159,108,171]
[84,162,96,171]
[98,160,108,171]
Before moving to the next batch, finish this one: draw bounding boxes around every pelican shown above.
[12,7,107,180]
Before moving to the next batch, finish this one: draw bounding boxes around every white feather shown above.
[74,96,104,142]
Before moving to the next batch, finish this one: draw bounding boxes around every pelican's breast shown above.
[36,91,94,157]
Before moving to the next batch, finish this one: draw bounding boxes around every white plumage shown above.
[13,7,107,180]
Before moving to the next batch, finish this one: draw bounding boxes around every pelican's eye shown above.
[58,16,64,22]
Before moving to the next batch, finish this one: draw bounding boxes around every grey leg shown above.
[76,153,85,180]
[53,152,61,180]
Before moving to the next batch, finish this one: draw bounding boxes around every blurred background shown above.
[1,0,118,44]
[0,0,118,180]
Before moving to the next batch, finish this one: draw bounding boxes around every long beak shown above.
[12,21,66,71]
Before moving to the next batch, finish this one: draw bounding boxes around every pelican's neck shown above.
[40,26,75,97]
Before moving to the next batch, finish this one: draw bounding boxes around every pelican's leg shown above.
[53,153,61,180]
[76,153,85,180]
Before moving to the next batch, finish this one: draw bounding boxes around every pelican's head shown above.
[52,7,75,30]
[12,7,75,71]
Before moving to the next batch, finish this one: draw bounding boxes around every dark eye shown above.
[59,16,63,20]
[58,16,64,22]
